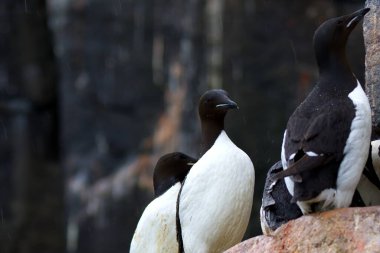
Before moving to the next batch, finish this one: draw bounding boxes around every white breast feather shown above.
[179,131,255,253]
[281,130,295,196]
[357,174,380,206]
[259,206,271,236]
[357,140,380,206]
[130,183,180,253]
[335,81,371,208]
[370,140,380,178]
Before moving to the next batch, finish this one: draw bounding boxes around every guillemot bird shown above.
[260,142,379,235]
[260,161,302,235]
[177,89,255,253]
[273,8,372,214]
[261,132,378,234]
[130,152,196,253]
[356,140,380,206]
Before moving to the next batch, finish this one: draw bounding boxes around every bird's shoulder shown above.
[286,95,355,154]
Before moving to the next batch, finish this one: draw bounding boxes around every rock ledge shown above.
[226,206,380,253]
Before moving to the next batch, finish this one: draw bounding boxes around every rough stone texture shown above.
[226,207,380,253]
[365,0,380,135]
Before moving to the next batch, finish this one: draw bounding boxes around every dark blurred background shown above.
[0,0,367,252]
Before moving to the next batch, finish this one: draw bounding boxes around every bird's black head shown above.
[313,8,369,73]
[198,89,238,153]
[199,89,238,121]
[153,152,197,197]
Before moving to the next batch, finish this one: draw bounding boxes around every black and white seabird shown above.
[260,161,303,235]
[260,158,370,235]
[356,140,380,206]
[273,8,372,214]
[177,89,255,253]
[260,140,379,234]
[130,152,196,253]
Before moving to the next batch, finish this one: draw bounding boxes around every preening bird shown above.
[260,161,303,235]
[130,152,196,253]
[177,89,255,253]
[261,139,380,235]
[273,8,372,214]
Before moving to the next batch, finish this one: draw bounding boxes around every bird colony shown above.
[130,8,380,253]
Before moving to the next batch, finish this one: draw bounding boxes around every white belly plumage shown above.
[179,131,255,253]
[335,81,371,208]
[130,183,180,253]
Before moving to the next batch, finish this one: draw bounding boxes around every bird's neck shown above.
[201,119,224,155]
[317,48,351,73]
[317,49,356,89]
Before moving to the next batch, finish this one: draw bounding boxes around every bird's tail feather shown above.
[272,155,334,181]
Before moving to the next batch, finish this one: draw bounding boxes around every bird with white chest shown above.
[130,152,196,253]
[177,89,255,253]
[261,140,380,235]
[273,8,372,214]
[356,139,380,206]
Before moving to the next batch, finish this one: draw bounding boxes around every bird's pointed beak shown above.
[215,99,239,110]
[344,8,370,29]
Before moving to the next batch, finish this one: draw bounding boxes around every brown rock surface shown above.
[226,206,380,253]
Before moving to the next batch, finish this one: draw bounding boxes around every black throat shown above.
[317,49,350,74]
[315,47,357,92]
[314,33,357,91]
[200,117,224,155]
[154,174,182,197]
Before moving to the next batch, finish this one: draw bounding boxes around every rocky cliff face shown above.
[0,0,372,253]
[226,206,380,253]
[365,0,380,132]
